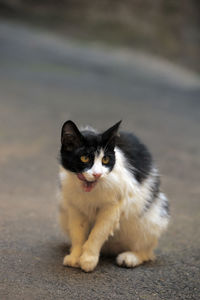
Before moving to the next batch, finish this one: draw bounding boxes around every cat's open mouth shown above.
[77,173,97,192]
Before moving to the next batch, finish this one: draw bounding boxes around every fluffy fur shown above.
[58,120,169,272]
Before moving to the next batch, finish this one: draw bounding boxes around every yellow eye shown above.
[80,155,90,163]
[102,156,110,164]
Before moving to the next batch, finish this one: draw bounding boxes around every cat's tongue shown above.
[77,173,97,192]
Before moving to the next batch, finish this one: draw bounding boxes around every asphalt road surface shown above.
[0,20,200,300]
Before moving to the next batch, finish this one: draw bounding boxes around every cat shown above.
[58,120,169,272]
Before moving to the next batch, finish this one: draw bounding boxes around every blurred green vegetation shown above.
[0,0,200,72]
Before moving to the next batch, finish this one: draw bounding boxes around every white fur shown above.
[59,147,169,271]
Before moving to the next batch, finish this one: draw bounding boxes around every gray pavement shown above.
[0,20,200,300]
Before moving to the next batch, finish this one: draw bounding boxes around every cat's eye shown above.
[102,156,110,164]
[80,155,90,163]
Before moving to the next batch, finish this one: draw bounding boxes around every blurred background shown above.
[0,0,200,71]
[0,1,200,299]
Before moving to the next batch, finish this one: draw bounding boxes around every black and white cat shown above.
[59,120,169,272]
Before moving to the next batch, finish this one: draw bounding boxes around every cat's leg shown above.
[116,233,157,268]
[63,205,89,268]
[80,203,121,272]
[116,216,167,267]
[117,192,169,268]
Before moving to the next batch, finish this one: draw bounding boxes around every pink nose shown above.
[93,173,102,179]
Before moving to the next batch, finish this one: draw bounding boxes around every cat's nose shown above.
[93,173,102,179]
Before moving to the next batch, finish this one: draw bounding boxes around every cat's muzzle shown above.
[77,173,98,192]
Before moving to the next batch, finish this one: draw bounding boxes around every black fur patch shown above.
[116,132,152,183]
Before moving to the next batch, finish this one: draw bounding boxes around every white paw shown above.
[116,252,141,268]
[63,254,80,268]
[79,252,99,272]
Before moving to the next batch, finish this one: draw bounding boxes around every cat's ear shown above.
[61,120,84,150]
[102,121,122,147]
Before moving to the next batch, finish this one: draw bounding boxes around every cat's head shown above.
[60,120,121,192]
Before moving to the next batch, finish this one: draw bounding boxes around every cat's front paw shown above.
[79,252,99,272]
[63,254,80,268]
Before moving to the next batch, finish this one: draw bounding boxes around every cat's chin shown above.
[82,180,97,192]
[77,173,98,192]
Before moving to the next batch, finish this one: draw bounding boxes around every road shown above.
[0,20,200,300]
